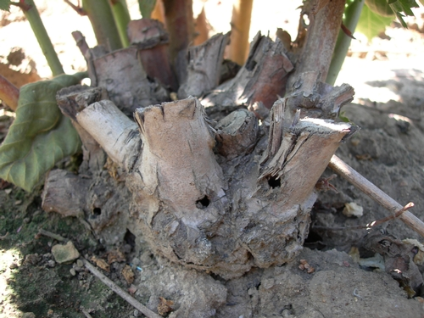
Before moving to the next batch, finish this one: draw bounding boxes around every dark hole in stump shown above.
[93,207,101,216]
[268,176,281,188]
[124,229,136,252]
[196,195,210,209]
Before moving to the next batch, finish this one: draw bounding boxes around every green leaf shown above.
[138,0,156,19]
[339,112,351,123]
[0,73,87,191]
[357,5,394,41]
[0,0,11,11]
[365,0,395,17]
[389,0,420,27]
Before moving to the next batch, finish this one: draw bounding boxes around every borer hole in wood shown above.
[268,176,281,189]
[196,195,210,209]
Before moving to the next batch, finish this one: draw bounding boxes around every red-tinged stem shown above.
[162,0,194,83]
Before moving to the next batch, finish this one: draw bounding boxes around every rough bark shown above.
[127,19,178,91]
[43,85,134,245]
[91,47,169,116]
[72,32,169,116]
[42,8,356,278]
[202,32,293,109]
[178,33,230,99]
[289,0,346,84]
[46,85,352,278]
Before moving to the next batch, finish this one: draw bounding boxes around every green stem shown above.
[82,0,123,51]
[326,0,364,86]
[110,0,131,47]
[19,0,64,76]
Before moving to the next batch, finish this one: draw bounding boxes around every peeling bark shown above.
[128,19,178,91]
[202,32,293,109]
[178,33,230,99]
[50,91,351,278]
[91,47,169,116]
[72,32,169,116]
[44,11,358,279]
[289,0,346,84]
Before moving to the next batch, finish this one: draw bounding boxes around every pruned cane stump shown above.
[48,92,351,279]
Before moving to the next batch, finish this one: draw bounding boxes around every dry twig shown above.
[328,155,424,237]
[82,258,162,318]
[37,229,66,242]
[314,202,414,231]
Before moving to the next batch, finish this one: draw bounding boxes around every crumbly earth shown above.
[1,1,424,318]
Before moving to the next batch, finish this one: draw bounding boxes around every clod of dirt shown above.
[51,241,80,264]
[23,253,40,266]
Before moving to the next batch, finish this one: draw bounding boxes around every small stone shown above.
[131,257,141,266]
[133,309,140,317]
[350,138,360,146]
[128,284,138,295]
[47,308,54,316]
[14,200,22,205]
[46,260,55,268]
[342,202,363,218]
[9,262,18,269]
[51,241,80,264]
[4,189,12,194]
[70,268,76,276]
[21,313,35,318]
[23,217,31,223]
[76,259,83,267]
[262,278,275,290]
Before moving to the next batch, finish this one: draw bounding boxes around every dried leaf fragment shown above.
[107,249,126,264]
[158,297,174,316]
[91,256,110,272]
[121,265,134,284]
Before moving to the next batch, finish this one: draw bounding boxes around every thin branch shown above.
[80,308,93,318]
[83,258,162,318]
[314,202,414,231]
[63,0,86,15]
[38,229,66,242]
[328,155,424,237]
